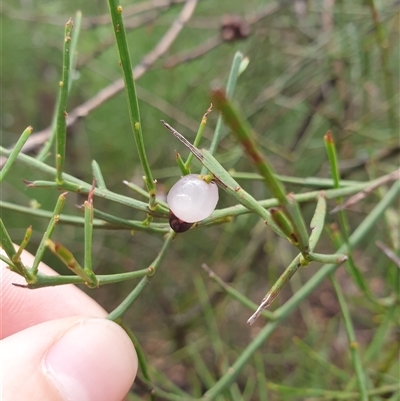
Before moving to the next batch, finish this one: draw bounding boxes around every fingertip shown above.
[1,247,107,338]
[2,317,137,401]
[44,318,138,401]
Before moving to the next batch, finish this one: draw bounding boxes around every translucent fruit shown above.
[167,174,219,223]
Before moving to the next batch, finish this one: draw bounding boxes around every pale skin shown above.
[0,248,138,401]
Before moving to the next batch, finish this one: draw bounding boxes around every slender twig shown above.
[107,230,176,321]
[46,239,98,287]
[7,0,198,157]
[0,200,169,232]
[247,255,301,325]
[14,268,153,289]
[325,131,377,304]
[211,88,309,255]
[201,263,275,321]
[376,241,400,268]
[203,51,243,166]
[185,104,212,172]
[36,11,82,162]
[0,220,31,279]
[0,143,394,232]
[292,336,350,383]
[266,382,399,399]
[200,180,400,400]
[31,192,68,276]
[108,0,157,207]
[0,126,33,182]
[0,0,186,27]
[82,185,98,286]
[161,120,289,240]
[330,274,369,401]
[164,1,284,68]
[366,0,398,132]
[330,168,400,214]
[91,160,107,189]
[55,18,73,184]
[246,192,333,324]
[228,171,362,188]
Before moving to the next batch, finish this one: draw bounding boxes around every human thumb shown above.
[1,316,137,401]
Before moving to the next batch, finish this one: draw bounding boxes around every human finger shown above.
[1,316,137,401]
[1,247,106,338]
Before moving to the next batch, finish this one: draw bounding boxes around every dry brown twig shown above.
[77,10,166,69]
[1,0,198,162]
[330,168,400,214]
[1,0,186,28]
[375,241,400,269]
[164,1,285,68]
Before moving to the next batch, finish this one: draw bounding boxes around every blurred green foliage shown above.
[1,0,399,400]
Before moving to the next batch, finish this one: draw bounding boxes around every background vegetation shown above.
[1,0,399,400]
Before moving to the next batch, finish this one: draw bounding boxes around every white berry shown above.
[167,174,219,223]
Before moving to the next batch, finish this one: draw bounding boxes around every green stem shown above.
[247,255,301,325]
[83,195,98,286]
[199,183,372,226]
[309,193,326,250]
[201,264,275,321]
[211,89,309,255]
[0,200,169,232]
[274,180,400,322]
[202,319,281,400]
[55,18,73,184]
[202,51,243,173]
[187,104,212,172]
[194,277,228,381]
[120,324,152,386]
[230,171,362,188]
[0,126,33,182]
[0,219,31,279]
[266,382,398,399]
[325,131,377,304]
[46,239,97,286]
[16,172,168,217]
[176,151,189,176]
[134,375,197,401]
[107,230,175,321]
[107,0,156,207]
[269,207,296,245]
[18,268,152,288]
[200,180,400,400]
[161,121,289,239]
[308,252,348,264]
[293,336,350,383]
[364,304,397,362]
[0,254,16,269]
[92,208,169,234]
[37,11,82,162]
[366,0,397,132]
[91,160,107,189]
[0,145,389,226]
[14,226,32,261]
[330,274,369,400]
[31,192,68,277]
[107,276,150,321]
[254,353,268,401]
[324,131,341,188]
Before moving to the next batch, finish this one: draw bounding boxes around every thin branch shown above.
[0,0,186,28]
[376,241,400,268]
[330,169,400,214]
[164,1,285,68]
[1,0,198,159]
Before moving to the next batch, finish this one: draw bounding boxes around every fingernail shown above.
[43,318,137,401]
